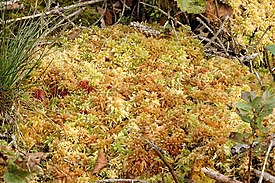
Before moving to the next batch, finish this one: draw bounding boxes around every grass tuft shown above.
[0,12,50,118]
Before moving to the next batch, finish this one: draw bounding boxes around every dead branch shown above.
[57,9,78,27]
[143,138,179,183]
[254,71,264,87]
[43,7,86,38]
[214,0,220,19]
[196,16,228,54]
[205,15,230,55]
[264,47,275,81]
[195,17,215,37]
[170,18,178,40]
[201,167,243,183]
[96,179,149,183]
[1,0,104,24]
[0,0,19,7]
[0,0,23,10]
[93,1,107,26]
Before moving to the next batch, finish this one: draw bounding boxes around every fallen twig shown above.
[250,25,272,53]
[264,47,275,81]
[0,0,23,10]
[254,71,264,87]
[143,138,179,183]
[214,0,220,19]
[93,1,107,26]
[114,0,126,25]
[258,139,275,183]
[205,15,230,55]
[196,16,227,54]
[201,167,242,183]
[170,18,178,40]
[43,7,86,38]
[1,0,104,24]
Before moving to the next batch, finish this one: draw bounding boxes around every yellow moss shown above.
[228,0,275,48]
[17,24,275,182]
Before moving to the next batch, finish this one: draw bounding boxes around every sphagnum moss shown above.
[19,24,274,182]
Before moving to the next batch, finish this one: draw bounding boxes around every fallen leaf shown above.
[204,0,232,22]
[92,150,107,174]
[67,29,82,40]
[105,9,113,26]
[24,152,50,173]
[113,1,121,9]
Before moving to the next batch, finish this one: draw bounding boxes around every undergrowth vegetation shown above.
[14,25,274,182]
[0,0,275,182]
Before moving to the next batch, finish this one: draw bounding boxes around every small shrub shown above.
[233,91,275,182]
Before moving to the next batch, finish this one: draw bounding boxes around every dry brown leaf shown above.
[105,9,113,26]
[205,0,232,23]
[67,29,82,40]
[97,7,112,26]
[25,152,50,173]
[92,150,107,174]
[113,1,121,9]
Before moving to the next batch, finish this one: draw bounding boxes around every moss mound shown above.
[15,24,273,182]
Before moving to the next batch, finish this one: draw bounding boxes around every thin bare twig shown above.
[214,0,220,19]
[0,0,23,10]
[1,0,104,24]
[140,1,184,27]
[57,9,78,27]
[143,138,179,183]
[43,7,86,38]
[197,36,222,48]
[259,140,275,183]
[170,18,178,40]
[114,0,126,25]
[254,169,275,182]
[196,17,215,35]
[205,15,230,55]
[93,0,107,26]
[254,71,264,87]
[264,47,275,81]
[227,17,238,55]
[250,25,272,53]
[247,140,254,183]
[196,16,228,54]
